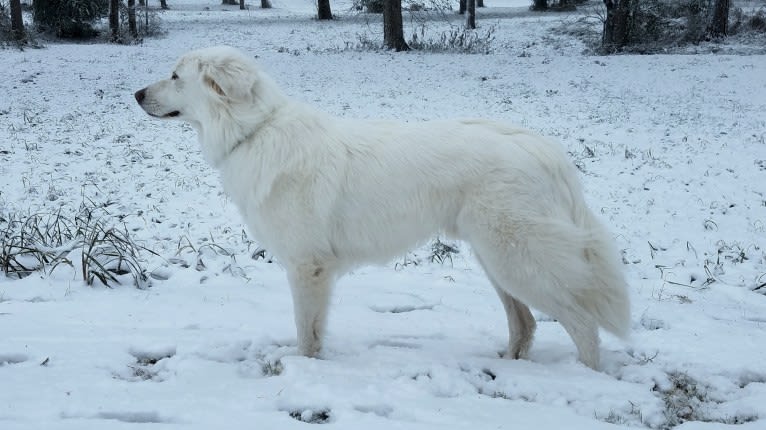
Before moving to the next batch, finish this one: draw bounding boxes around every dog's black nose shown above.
[134,89,146,104]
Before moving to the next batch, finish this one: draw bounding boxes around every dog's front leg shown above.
[287,264,333,357]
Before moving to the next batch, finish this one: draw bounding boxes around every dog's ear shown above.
[204,76,226,97]
[199,55,257,102]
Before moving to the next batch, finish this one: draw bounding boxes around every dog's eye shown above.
[171,73,179,80]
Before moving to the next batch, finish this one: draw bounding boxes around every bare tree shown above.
[602,0,631,50]
[9,0,25,40]
[109,0,120,41]
[317,0,333,19]
[383,0,408,51]
[128,0,138,37]
[710,0,729,37]
[144,0,149,27]
[466,0,476,29]
[461,0,483,15]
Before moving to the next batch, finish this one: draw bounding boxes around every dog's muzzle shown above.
[134,88,180,118]
[134,88,147,104]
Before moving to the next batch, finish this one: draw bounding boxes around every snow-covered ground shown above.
[2,1,766,428]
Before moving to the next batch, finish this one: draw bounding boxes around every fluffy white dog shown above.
[135,46,630,369]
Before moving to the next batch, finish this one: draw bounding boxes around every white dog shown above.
[135,46,630,369]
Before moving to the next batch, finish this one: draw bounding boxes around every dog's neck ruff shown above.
[225,130,253,160]
[211,123,262,167]
[216,105,285,166]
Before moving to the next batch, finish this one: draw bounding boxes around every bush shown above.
[631,0,714,47]
[751,9,766,32]
[355,0,384,13]
[530,0,580,12]
[118,1,164,40]
[0,1,10,40]
[0,202,156,288]
[596,0,731,53]
[33,0,108,38]
[0,2,7,24]
[731,7,766,34]
[408,23,496,54]
[353,0,448,13]
[429,238,459,265]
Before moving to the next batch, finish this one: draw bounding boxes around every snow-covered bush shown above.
[730,7,766,34]
[118,1,164,40]
[32,0,108,38]
[0,202,155,288]
[408,23,495,53]
[353,0,449,13]
[0,2,8,30]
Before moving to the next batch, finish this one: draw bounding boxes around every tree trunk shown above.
[602,0,631,50]
[9,0,25,41]
[222,0,237,4]
[383,0,409,51]
[139,0,145,6]
[109,0,120,42]
[459,0,466,14]
[710,0,729,37]
[261,0,272,8]
[160,0,168,9]
[240,0,245,9]
[128,0,138,37]
[317,0,333,19]
[477,0,484,7]
[466,0,476,29]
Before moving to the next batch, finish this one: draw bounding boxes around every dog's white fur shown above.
[136,46,630,369]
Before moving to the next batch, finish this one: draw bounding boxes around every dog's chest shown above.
[220,167,327,258]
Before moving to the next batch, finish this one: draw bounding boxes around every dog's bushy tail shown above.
[550,152,631,339]
[527,212,631,339]
[566,188,631,339]
[581,221,631,339]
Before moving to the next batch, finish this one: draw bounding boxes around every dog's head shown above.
[135,46,287,166]
[134,46,261,125]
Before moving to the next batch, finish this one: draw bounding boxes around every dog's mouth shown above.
[148,110,181,119]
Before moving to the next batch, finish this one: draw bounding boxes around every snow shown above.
[1,0,766,428]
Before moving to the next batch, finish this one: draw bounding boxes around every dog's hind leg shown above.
[473,242,537,360]
[558,312,600,370]
[472,250,536,359]
[494,287,536,359]
[287,263,334,358]
[476,255,536,360]
[475,237,603,369]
